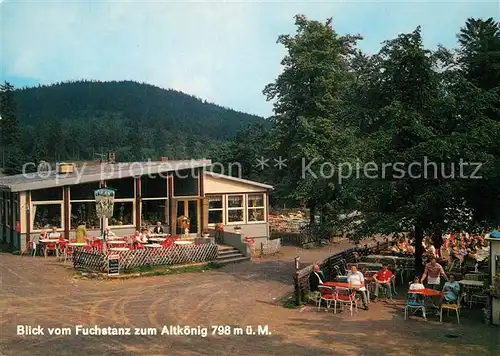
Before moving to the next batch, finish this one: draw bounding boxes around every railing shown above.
[293,241,389,305]
[73,244,219,272]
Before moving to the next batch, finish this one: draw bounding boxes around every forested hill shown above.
[13,80,268,162]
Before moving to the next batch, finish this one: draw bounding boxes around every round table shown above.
[458,280,483,287]
[108,240,127,245]
[145,244,162,248]
[67,242,87,247]
[149,237,166,242]
[174,240,193,245]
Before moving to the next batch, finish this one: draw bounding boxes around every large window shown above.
[208,196,223,224]
[71,202,100,229]
[142,200,167,227]
[106,178,135,199]
[173,170,199,197]
[247,193,265,222]
[227,195,244,224]
[32,204,62,230]
[110,201,134,226]
[141,175,168,226]
[31,188,64,231]
[31,187,63,201]
[70,183,101,230]
[106,178,135,227]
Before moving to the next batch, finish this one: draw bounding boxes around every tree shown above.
[263,15,360,224]
[0,82,24,174]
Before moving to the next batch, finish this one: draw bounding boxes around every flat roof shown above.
[204,171,274,190]
[0,160,211,192]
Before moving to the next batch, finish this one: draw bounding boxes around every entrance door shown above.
[176,200,198,235]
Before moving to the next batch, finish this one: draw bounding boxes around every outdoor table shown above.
[106,236,122,241]
[174,240,193,245]
[145,244,162,248]
[365,255,414,262]
[409,288,442,297]
[107,240,127,246]
[323,281,370,302]
[67,242,86,247]
[149,234,169,237]
[40,239,60,258]
[149,237,166,242]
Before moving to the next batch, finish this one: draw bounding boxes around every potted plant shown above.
[215,223,224,232]
[491,273,500,298]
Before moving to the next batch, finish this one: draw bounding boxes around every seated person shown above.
[152,221,164,234]
[309,264,326,292]
[48,226,61,239]
[440,274,460,305]
[102,227,116,241]
[133,230,148,244]
[409,276,425,290]
[372,264,393,301]
[347,265,368,310]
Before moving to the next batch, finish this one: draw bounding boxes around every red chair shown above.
[45,242,57,257]
[317,285,335,311]
[162,238,174,248]
[333,287,358,316]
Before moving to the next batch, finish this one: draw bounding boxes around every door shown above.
[176,200,198,235]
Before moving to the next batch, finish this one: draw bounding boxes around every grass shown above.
[121,261,222,276]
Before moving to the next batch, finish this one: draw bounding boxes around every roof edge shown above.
[204,171,274,190]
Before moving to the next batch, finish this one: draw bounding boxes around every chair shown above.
[333,287,357,316]
[317,285,335,311]
[440,294,465,324]
[44,242,58,257]
[404,292,427,321]
[20,240,36,257]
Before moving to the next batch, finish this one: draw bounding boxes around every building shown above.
[0,160,273,251]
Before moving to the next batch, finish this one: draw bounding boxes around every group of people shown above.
[310,263,397,311]
[389,236,415,255]
[310,256,464,313]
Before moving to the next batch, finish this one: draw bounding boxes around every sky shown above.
[1,1,498,118]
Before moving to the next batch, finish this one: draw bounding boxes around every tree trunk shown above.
[309,204,316,225]
[432,229,443,250]
[414,224,425,276]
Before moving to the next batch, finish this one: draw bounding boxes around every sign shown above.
[95,188,115,218]
[107,254,120,276]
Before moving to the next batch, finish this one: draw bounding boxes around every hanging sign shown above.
[95,188,116,219]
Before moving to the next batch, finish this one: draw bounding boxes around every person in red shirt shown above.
[373,264,394,301]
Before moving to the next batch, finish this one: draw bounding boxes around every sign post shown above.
[107,254,120,276]
[94,188,116,236]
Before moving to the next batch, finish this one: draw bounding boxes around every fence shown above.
[260,238,281,255]
[73,243,219,272]
[293,241,389,305]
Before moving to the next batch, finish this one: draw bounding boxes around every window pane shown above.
[14,201,19,221]
[141,175,168,198]
[248,194,264,208]
[71,202,100,229]
[33,204,62,230]
[208,210,223,224]
[208,196,223,209]
[173,171,199,196]
[227,209,243,222]
[228,195,243,208]
[106,178,135,199]
[70,182,100,200]
[0,199,4,226]
[248,208,265,222]
[31,187,63,201]
[142,200,167,227]
[110,202,134,226]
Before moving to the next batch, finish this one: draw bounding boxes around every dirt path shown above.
[0,240,497,356]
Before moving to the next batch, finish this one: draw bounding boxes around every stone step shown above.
[216,256,251,265]
[217,252,244,259]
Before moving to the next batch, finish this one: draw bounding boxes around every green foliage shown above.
[11,80,269,163]
[1,81,24,174]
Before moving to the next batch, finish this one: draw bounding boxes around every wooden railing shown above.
[293,241,390,305]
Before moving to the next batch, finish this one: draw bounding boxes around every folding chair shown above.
[404,292,427,321]
[440,294,465,324]
[317,285,335,311]
[333,287,357,316]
